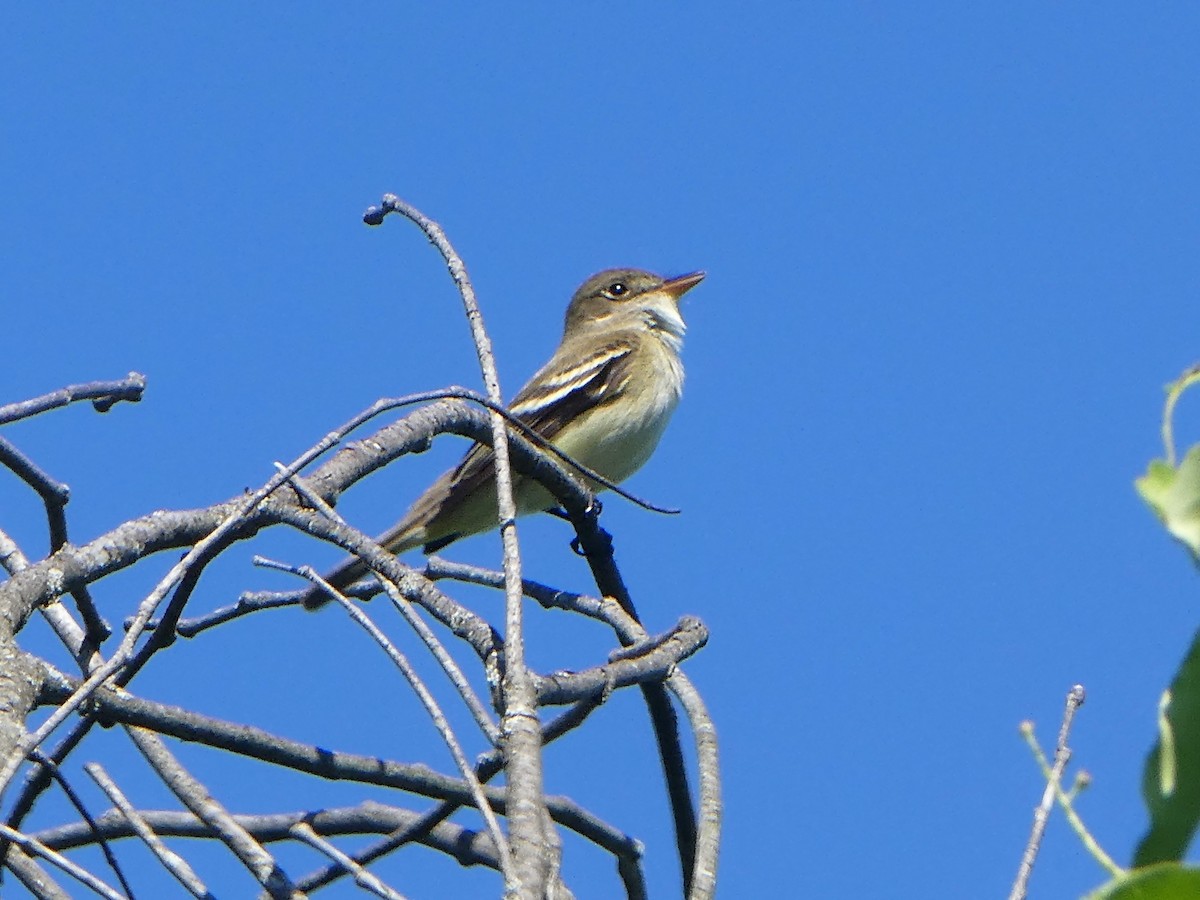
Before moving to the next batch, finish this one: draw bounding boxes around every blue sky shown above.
[4,5,1200,898]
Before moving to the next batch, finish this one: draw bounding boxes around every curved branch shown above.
[35,804,502,871]
[367,194,551,895]
[34,672,638,858]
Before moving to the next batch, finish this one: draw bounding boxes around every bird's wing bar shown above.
[508,340,635,439]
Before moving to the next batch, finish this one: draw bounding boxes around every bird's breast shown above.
[553,338,683,485]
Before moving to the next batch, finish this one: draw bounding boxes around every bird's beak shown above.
[661,271,706,300]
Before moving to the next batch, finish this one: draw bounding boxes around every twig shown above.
[36,668,629,853]
[0,531,100,673]
[424,555,705,894]
[556,591,718,899]
[267,502,502,675]
[666,673,721,900]
[29,752,134,899]
[533,618,709,706]
[571,517,699,894]
[127,727,298,899]
[276,561,513,882]
[84,762,213,899]
[0,373,145,425]
[1020,723,1120,878]
[369,193,552,895]
[0,436,109,646]
[141,591,298,636]
[309,386,674,514]
[0,526,27,576]
[1009,684,1087,900]
[36,803,504,870]
[0,823,125,900]
[287,822,407,900]
[262,480,500,745]
[294,698,643,895]
[3,844,73,900]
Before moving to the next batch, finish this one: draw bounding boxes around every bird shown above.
[303,267,704,609]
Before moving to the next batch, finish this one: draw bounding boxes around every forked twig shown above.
[1008,684,1087,900]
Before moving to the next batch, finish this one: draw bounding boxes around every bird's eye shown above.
[603,282,628,300]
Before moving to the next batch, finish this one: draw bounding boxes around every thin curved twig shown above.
[84,763,212,899]
[127,727,297,899]
[270,559,514,882]
[35,804,503,871]
[371,194,553,895]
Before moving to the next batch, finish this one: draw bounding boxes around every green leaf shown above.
[1085,862,1200,900]
[1135,628,1200,866]
[1136,449,1200,563]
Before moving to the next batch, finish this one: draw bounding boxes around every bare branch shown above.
[27,752,134,898]
[263,481,500,744]
[1008,684,1087,900]
[127,727,299,899]
[4,845,73,900]
[288,822,407,900]
[568,512,699,894]
[267,502,501,670]
[295,698,637,895]
[85,762,213,899]
[34,671,634,855]
[36,803,504,870]
[2,196,719,897]
[666,673,721,900]
[0,823,125,900]
[0,437,109,645]
[277,561,514,882]
[533,618,709,706]
[368,194,553,896]
[0,643,45,773]
[0,373,146,425]
[430,554,702,894]
[0,526,28,576]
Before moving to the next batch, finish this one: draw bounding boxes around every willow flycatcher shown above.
[304,267,703,608]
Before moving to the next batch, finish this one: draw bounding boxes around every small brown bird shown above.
[304,267,703,609]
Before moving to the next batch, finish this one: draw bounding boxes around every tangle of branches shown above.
[0,196,720,900]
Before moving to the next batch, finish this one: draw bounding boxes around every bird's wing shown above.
[384,339,636,552]
[508,338,636,439]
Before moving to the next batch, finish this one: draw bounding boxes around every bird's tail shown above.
[300,522,428,610]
